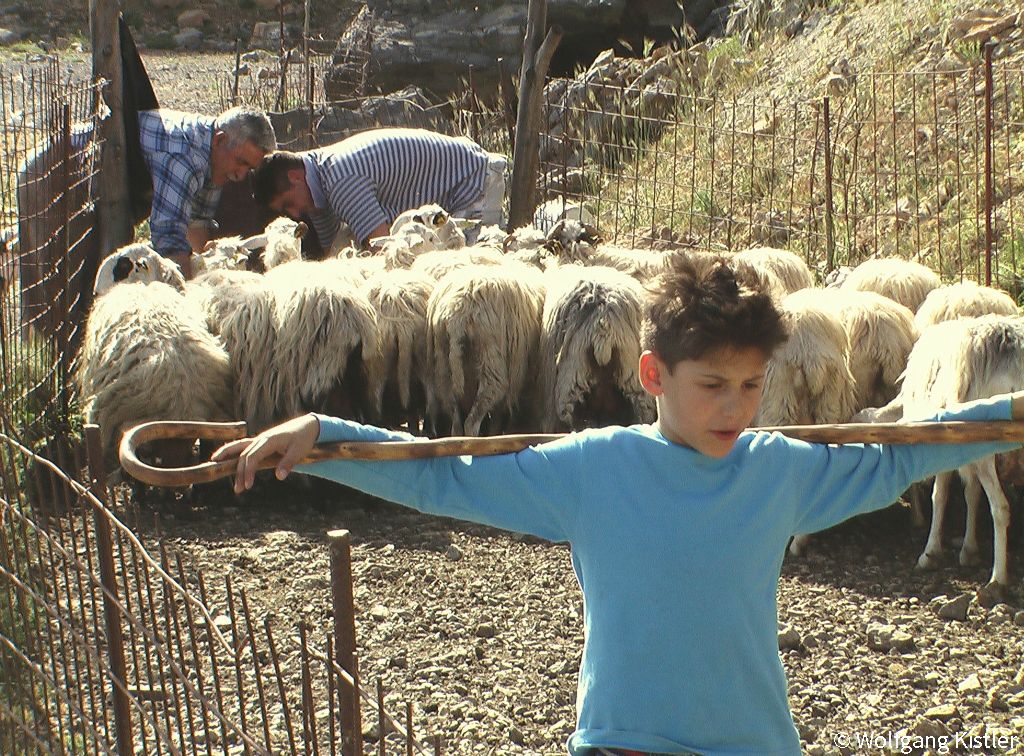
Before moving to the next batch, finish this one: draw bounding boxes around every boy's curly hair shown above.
[641,253,788,367]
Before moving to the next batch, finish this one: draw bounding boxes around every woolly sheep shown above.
[410,246,506,281]
[540,265,654,431]
[731,246,814,301]
[426,263,544,436]
[76,281,233,465]
[786,288,917,411]
[897,315,1024,594]
[93,243,186,296]
[218,279,283,432]
[838,257,940,312]
[544,219,671,281]
[390,204,466,249]
[533,198,596,233]
[266,260,380,421]
[363,268,436,430]
[186,269,266,335]
[914,281,1018,331]
[755,292,858,557]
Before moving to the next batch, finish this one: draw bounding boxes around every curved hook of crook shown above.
[119,420,251,488]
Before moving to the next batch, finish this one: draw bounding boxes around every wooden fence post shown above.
[89,0,133,253]
[507,0,562,231]
[84,424,134,754]
[328,529,361,756]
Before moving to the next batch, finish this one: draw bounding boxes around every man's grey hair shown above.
[214,106,277,152]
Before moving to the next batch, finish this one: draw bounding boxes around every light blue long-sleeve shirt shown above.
[298,395,1017,755]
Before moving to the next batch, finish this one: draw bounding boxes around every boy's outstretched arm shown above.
[211,414,320,494]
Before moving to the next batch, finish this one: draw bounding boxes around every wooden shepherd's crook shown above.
[119,419,1024,489]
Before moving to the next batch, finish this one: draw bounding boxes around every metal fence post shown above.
[328,528,361,756]
[822,96,835,274]
[84,424,134,754]
[983,41,994,286]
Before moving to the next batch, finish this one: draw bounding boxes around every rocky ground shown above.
[5,4,1024,752]
[148,475,1024,755]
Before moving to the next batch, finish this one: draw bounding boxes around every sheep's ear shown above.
[580,223,602,244]
[432,211,448,227]
[294,221,308,239]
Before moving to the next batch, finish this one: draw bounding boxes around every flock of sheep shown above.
[77,205,1024,592]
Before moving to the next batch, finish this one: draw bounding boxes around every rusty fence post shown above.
[84,424,134,754]
[983,40,994,286]
[328,529,361,756]
[822,96,835,275]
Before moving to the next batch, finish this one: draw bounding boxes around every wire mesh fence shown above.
[0,428,444,755]
[538,54,1024,294]
[0,58,102,450]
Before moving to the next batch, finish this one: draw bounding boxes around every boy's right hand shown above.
[210,414,321,494]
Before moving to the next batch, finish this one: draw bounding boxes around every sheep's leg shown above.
[464,362,507,437]
[907,481,929,528]
[917,471,953,569]
[975,458,1011,590]
[788,533,811,557]
[959,472,983,567]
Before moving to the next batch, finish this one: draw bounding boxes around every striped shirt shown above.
[138,109,222,256]
[302,128,490,246]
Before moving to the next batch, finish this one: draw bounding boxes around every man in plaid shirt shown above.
[139,106,276,278]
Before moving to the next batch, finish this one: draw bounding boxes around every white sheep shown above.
[93,243,186,296]
[266,261,380,421]
[731,246,814,301]
[363,268,436,431]
[533,198,596,233]
[755,291,858,557]
[426,263,545,436]
[914,280,1018,331]
[786,288,918,411]
[410,245,506,281]
[838,256,941,312]
[389,203,466,249]
[186,269,266,335]
[540,265,655,431]
[218,279,283,432]
[544,219,671,281]
[896,315,1024,595]
[76,281,233,465]
[755,290,857,428]
[194,217,308,274]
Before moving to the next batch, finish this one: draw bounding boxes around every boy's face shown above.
[640,345,768,458]
[268,168,315,220]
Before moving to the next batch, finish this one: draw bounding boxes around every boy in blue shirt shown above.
[213,256,1023,755]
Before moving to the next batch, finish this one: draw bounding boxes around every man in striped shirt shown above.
[250,128,507,250]
[140,106,276,278]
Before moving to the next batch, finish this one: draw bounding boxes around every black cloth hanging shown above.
[118,14,158,225]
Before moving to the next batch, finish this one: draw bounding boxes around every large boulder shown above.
[326,0,717,98]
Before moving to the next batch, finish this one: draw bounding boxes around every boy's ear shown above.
[286,167,305,187]
[639,351,664,396]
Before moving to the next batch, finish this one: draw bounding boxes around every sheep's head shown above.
[543,219,603,262]
[391,204,465,249]
[194,236,250,275]
[94,243,176,296]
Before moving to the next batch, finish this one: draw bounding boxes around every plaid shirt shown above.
[138,110,222,256]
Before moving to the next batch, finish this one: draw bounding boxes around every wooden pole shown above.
[328,530,362,756]
[507,0,562,231]
[89,0,133,253]
[84,424,135,755]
